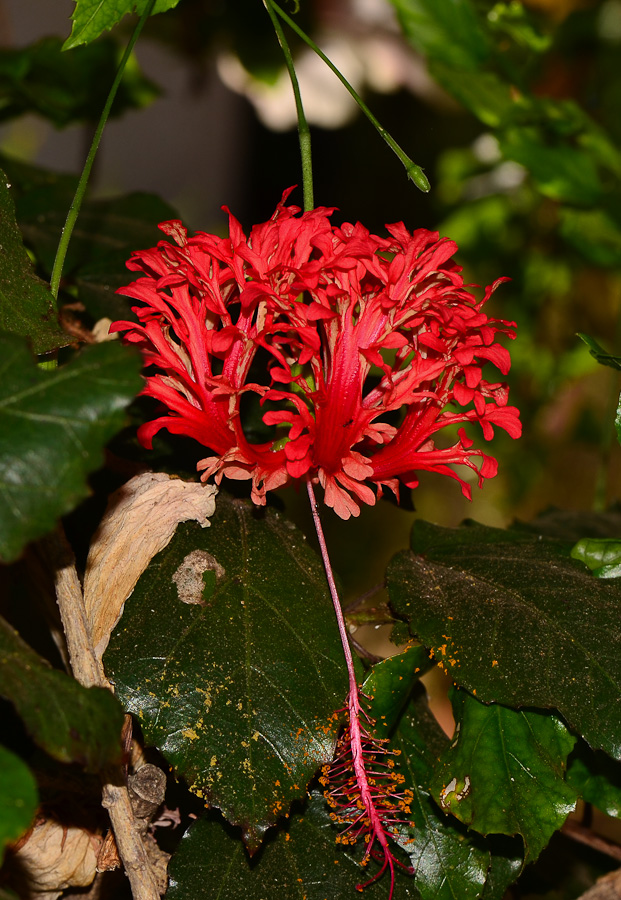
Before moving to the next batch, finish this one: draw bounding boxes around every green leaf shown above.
[104,497,348,851]
[430,688,576,861]
[571,538,621,577]
[389,0,491,70]
[514,507,621,542]
[15,187,178,321]
[0,745,38,866]
[429,63,513,128]
[167,791,418,900]
[361,651,501,899]
[17,190,177,279]
[0,335,142,562]
[387,520,621,760]
[364,667,523,900]
[567,741,621,818]
[486,2,551,52]
[0,616,124,769]
[64,0,183,50]
[0,171,67,354]
[361,644,433,733]
[392,686,500,900]
[0,37,158,127]
[560,208,621,268]
[498,128,602,205]
[576,333,621,371]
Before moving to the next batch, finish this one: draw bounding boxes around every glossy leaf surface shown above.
[0,745,38,866]
[362,643,432,733]
[0,172,67,354]
[105,497,348,850]
[387,520,621,759]
[567,741,621,818]
[0,616,124,769]
[430,689,576,861]
[0,335,142,562]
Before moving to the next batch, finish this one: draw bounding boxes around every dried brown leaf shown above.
[83,473,217,667]
[11,819,101,899]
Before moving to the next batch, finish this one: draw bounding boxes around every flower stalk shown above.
[267,0,430,192]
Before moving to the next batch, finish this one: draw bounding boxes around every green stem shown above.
[264,0,314,212]
[50,0,157,301]
[269,0,430,193]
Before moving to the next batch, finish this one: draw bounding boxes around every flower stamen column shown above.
[307,479,412,898]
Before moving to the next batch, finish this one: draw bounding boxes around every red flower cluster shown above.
[111,190,521,518]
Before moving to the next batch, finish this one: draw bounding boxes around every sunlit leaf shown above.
[430,688,576,861]
[0,335,142,562]
[104,496,348,850]
[387,520,621,760]
[0,745,38,867]
[0,616,124,770]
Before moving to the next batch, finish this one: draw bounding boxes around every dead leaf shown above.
[10,819,101,899]
[83,473,217,667]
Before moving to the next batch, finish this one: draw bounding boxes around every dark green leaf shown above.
[430,689,576,861]
[104,498,348,850]
[567,741,621,818]
[0,171,67,354]
[0,616,124,769]
[479,845,524,900]
[64,0,183,50]
[0,335,142,562]
[17,190,178,280]
[387,520,621,760]
[0,745,38,866]
[513,507,621,542]
[577,333,621,371]
[389,0,490,70]
[571,538,621,577]
[0,37,158,127]
[498,128,602,205]
[167,791,418,900]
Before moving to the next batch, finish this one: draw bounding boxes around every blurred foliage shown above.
[0,36,159,126]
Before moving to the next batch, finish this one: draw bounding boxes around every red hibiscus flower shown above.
[110,189,521,518]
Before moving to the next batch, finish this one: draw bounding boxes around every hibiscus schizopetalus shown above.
[111,188,521,520]
[111,191,521,897]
